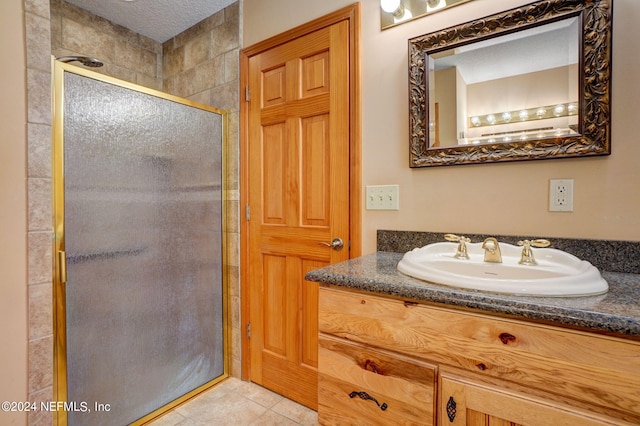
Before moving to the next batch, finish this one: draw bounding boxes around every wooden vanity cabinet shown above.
[318,286,640,425]
[318,335,436,425]
[439,368,627,425]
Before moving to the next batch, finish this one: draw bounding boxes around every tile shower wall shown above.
[50,0,163,90]
[26,0,54,423]
[24,1,241,424]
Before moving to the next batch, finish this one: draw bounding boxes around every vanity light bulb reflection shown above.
[468,102,579,128]
[553,104,565,116]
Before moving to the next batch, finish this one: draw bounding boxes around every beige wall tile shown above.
[137,73,163,91]
[25,0,50,19]
[28,336,53,392]
[26,12,52,71]
[210,21,240,59]
[224,48,239,83]
[27,69,52,125]
[28,231,52,285]
[28,386,53,426]
[208,81,238,113]
[61,18,115,62]
[193,56,225,94]
[163,44,185,79]
[28,123,52,178]
[188,90,211,106]
[115,40,158,77]
[185,33,211,69]
[29,282,52,339]
[28,178,52,231]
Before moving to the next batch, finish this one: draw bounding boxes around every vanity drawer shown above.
[319,287,640,422]
[318,334,436,425]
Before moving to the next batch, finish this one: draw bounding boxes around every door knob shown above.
[319,237,344,251]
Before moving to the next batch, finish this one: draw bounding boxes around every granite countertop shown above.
[305,252,640,338]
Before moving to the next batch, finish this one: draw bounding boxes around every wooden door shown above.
[244,18,352,409]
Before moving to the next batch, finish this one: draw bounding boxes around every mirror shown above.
[380,0,474,30]
[408,0,612,167]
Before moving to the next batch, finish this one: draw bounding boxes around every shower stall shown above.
[52,61,229,425]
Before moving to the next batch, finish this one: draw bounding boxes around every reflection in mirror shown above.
[429,18,580,148]
[409,0,612,167]
[380,0,474,30]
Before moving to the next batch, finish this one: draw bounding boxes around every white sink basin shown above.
[397,241,608,297]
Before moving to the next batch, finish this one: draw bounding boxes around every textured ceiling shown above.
[65,0,237,42]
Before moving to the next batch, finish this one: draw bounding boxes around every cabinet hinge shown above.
[245,205,251,221]
[246,322,251,339]
[245,86,250,102]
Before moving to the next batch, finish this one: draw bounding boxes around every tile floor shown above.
[148,377,318,425]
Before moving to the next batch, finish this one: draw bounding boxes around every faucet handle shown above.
[444,233,469,243]
[519,239,551,248]
[444,234,470,259]
[517,239,550,265]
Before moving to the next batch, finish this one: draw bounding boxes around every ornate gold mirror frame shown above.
[408,0,612,167]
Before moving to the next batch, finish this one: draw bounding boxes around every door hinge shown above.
[245,205,251,221]
[246,322,251,339]
[245,86,250,102]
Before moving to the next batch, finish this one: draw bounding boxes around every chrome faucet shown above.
[482,237,502,263]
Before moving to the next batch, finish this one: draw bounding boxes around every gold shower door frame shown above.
[52,60,230,426]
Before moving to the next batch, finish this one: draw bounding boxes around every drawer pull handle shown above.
[446,396,457,422]
[499,332,516,344]
[348,391,388,411]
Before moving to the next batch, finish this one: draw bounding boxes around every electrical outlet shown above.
[549,179,574,212]
[365,185,399,210]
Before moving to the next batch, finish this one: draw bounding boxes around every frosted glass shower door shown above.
[53,64,228,426]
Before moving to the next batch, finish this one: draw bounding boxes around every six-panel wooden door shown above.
[246,19,351,409]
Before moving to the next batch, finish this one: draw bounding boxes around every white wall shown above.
[0,0,29,424]
[244,0,640,254]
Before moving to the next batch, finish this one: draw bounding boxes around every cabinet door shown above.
[319,335,436,425]
[439,370,631,426]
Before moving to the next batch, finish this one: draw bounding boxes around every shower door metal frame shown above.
[52,60,231,426]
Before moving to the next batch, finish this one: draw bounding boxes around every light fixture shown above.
[426,0,447,12]
[519,110,529,121]
[553,104,565,116]
[380,0,413,23]
[381,0,403,15]
[381,0,472,30]
[469,102,579,128]
[567,103,578,114]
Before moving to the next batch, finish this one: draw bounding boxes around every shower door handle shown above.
[58,251,67,283]
[319,238,344,251]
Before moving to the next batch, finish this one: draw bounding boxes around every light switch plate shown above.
[365,185,399,210]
